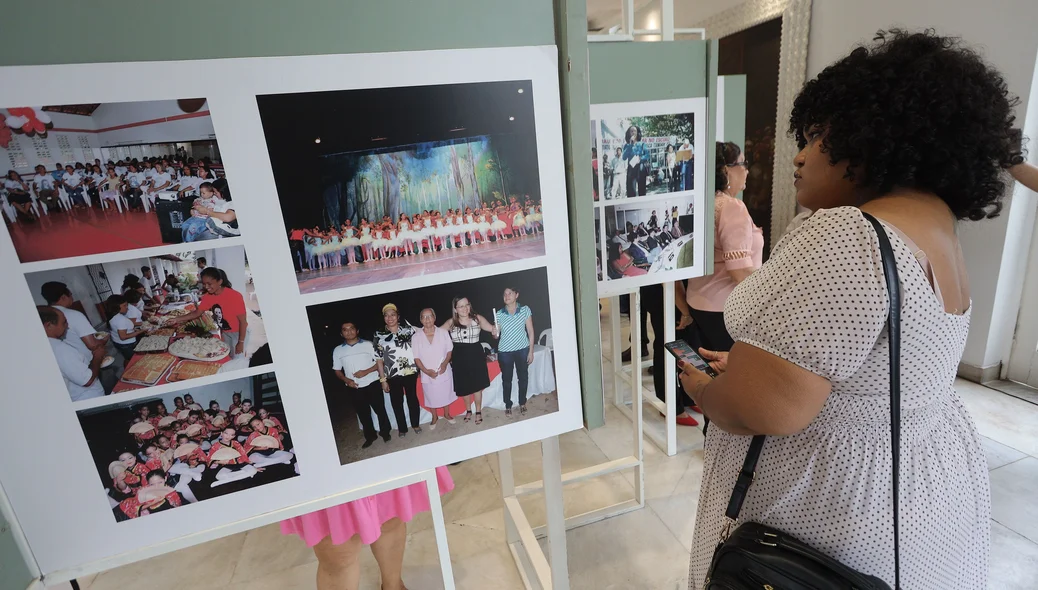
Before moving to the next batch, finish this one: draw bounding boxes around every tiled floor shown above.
[58,308,1038,589]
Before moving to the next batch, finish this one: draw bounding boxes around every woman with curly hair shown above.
[678,30,1019,589]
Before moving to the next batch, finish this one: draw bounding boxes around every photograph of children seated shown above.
[76,373,296,522]
[27,245,269,401]
[257,80,546,295]
[306,267,558,465]
[602,199,695,281]
[0,100,239,263]
[593,112,695,201]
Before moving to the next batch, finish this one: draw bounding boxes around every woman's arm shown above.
[439,318,454,331]
[439,351,453,375]
[376,358,389,392]
[1010,162,1038,193]
[207,208,236,222]
[678,342,831,436]
[525,315,535,364]
[235,313,247,355]
[476,314,495,332]
[727,267,755,284]
[171,309,204,324]
[674,281,693,329]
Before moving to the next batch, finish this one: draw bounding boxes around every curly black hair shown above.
[789,29,1024,220]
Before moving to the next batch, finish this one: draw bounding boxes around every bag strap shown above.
[863,212,902,590]
[719,211,902,589]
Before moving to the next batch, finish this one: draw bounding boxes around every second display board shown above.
[591,98,708,297]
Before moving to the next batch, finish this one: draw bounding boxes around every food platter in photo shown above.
[94,331,110,341]
[167,336,230,361]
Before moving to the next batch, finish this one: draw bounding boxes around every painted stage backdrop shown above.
[317,135,540,227]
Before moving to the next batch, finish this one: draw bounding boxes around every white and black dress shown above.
[449,321,490,396]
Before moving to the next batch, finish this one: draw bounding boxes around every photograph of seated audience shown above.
[0,100,239,263]
[305,267,557,465]
[257,81,546,294]
[28,245,269,400]
[603,199,694,280]
[76,372,296,522]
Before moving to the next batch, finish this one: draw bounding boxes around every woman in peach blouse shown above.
[675,142,764,424]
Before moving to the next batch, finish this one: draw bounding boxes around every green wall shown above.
[0,512,33,590]
[0,1,604,428]
[0,0,555,65]
[588,39,718,272]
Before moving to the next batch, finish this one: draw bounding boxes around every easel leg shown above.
[425,469,456,590]
[541,437,569,590]
[663,283,677,456]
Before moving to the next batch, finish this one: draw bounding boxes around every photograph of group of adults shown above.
[601,199,695,281]
[76,373,296,522]
[0,99,239,263]
[256,80,547,295]
[305,267,557,465]
[591,112,695,202]
[26,244,269,401]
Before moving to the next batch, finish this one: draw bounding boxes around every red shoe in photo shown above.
[690,405,703,414]
[676,414,699,427]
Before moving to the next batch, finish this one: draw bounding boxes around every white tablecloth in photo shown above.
[360,344,556,432]
[648,234,693,273]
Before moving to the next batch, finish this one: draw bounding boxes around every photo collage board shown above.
[590,98,708,297]
[0,46,583,578]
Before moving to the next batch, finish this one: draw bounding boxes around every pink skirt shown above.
[280,466,454,547]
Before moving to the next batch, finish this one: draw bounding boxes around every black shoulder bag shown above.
[703,213,901,590]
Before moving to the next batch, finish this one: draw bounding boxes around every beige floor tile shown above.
[228,522,317,584]
[956,379,1038,457]
[990,457,1038,544]
[989,521,1038,589]
[982,435,1028,471]
[542,507,690,590]
[409,457,501,535]
[86,532,246,590]
[394,523,524,590]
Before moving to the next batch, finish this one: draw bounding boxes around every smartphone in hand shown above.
[664,339,718,378]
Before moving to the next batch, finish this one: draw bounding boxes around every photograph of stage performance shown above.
[0,99,239,263]
[594,112,695,201]
[305,267,558,465]
[256,80,547,295]
[76,372,297,522]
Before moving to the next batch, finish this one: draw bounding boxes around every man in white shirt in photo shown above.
[40,282,105,359]
[62,164,87,208]
[39,306,106,401]
[333,322,391,448]
[32,164,61,212]
[121,163,146,210]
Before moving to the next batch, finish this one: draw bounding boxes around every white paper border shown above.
[590,98,708,298]
[0,45,582,579]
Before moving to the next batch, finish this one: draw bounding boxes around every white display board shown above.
[591,98,707,297]
[0,46,582,580]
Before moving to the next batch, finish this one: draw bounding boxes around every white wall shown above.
[799,0,1038,373]
[24,266,105,327]
[671,0,1038,374]
[144,373,267,416]
[92,100,215,147]
[1,100,214,174]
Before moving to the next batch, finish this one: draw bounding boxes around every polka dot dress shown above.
[688,207,990,589]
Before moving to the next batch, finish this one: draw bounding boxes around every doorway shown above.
[717,17,781,257]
